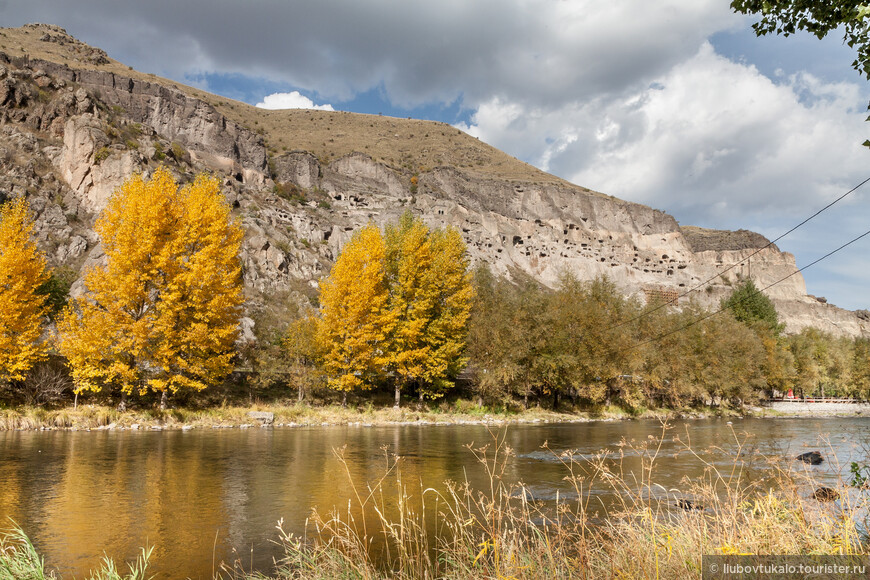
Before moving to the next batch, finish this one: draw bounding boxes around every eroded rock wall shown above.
[11,54,268,185]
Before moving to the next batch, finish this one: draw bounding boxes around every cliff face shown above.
[33,59,269,185]
[0,24,866,338]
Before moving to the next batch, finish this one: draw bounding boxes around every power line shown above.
[622,224,870,353]
[607,176,870,331]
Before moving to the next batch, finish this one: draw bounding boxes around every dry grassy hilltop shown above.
[0,23,866,337]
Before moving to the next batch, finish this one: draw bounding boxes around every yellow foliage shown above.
[385,215,434,387]
[283,311,322,399]
[385,214,473,399]
[316,213,473,401]
[58,168,243,396]
[422,226,474,389]
[0,199,49,382]
[317,223,395,392]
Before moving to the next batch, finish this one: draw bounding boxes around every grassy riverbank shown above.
[2,427,866,579]
[0,400,744,431]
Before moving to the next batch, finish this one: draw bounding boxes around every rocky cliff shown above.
[0,23,866,338]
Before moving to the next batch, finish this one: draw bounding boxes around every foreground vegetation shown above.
[3,427,867,579]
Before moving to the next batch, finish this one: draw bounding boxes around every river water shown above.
[1,417,868,579]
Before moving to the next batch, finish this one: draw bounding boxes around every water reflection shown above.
[0,418,868,579]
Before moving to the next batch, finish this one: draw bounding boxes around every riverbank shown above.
[4,399,863,432]
[0,400,747,431]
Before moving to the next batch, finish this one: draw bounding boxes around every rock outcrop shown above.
[54,113,142,212]
[5,50,268,186]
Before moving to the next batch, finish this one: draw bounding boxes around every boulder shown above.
[675,499,704,511]
[811,486,839,502]
[247,411,274,425]
[796,451,824,465]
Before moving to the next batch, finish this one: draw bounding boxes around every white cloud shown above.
[461,43,869,227]
[1,0,738,107]
[459,42,870,309]
[255,91,334,111]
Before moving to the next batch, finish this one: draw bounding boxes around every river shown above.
[1,417,868,579]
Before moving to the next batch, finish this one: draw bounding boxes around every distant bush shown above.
[273,182,307,205]
[170,142,189,163]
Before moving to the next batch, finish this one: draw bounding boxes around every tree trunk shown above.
[297,385,305,403]
[342,391,347,408]
[74,390,78,410]
[552,390,560,410]
[159,390,168,411]
[394,383,401,408]
[523,375,530,409]
[118,392,127,412]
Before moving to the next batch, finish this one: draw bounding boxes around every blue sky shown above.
[3,1,869,311]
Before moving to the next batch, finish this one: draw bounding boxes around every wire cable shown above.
[622,225,870,353]
[607,176,870,331]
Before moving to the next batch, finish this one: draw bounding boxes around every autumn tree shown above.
[237,298,313,403]
[851,338,870,398]
[283,309,322,403]
[316,215,473,407]
[0,198,49,384]
[316,223,394,404]
[759,329,795,396]
[638,305,700,408]
[551,275,640,408]
[700,313,767,406]
[466,267,541,406]
[58,168,244,408]
[384,213,473,405]
[785,328,825,397]
[471,271,568,407]
[468,273,639,410]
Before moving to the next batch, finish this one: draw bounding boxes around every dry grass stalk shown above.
[258,424,869,579]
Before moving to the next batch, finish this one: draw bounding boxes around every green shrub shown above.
[94,146,110,164]
[170,142,187,162]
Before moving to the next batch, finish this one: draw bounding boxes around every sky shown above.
[3,1,869,311]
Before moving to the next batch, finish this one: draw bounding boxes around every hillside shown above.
[0,23,866,338]
[0,23,573,186]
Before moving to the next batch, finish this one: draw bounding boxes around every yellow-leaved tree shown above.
[283,312,321,403]
[316,223,395,405]
[317,213,473,407]
[384,213,473,405]
[58,168,243,408]
[0,198,49,383]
